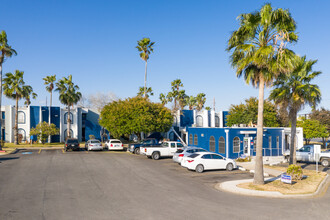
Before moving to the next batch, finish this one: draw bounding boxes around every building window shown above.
[233,137,240,153]
[64,129,73,140]
[196,116,203,127]
[215,116,220,127]
[254,137,257,152]
[194,134,198,145]
[276,136,279,149]
[64,112,73,124]
[18,128,26,141]
[189,134,193,145]
[17,111,26,124]
[219,136,225,154]
[269,136,272,148]
[209,136,215,152]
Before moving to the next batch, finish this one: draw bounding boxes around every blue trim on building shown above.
[30,106,40,141]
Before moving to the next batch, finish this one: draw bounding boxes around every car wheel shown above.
[321,159,330,167]
[134,148,140,155]
[195,164,204,173]
[226,163,234,171]
[152,152,160,160]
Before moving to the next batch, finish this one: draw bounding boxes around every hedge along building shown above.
[0,105,102,143]
[169,110,303,159]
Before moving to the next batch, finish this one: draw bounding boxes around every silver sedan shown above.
[85,139,103,151]
[173,147,208,163]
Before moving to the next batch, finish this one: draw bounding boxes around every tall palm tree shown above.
[168,79,183,111]
[196,93,206,111]
[43,75,56,143]
[3,70,37,144]
[137,86,153,98]
[159,93,168,106]
[227,3,297,184]
[136,38,155,97]
[0,30,17,149]
[185,96,197,110]
[55,75,82,139]
[269,56,321,164]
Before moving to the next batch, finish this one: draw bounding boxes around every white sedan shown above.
[85,139,103,151]
[105,139,124,150]
[181,152,237,173]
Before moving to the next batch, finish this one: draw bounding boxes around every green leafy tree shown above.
[0,30,17,149]
[205,107,211,111]
[99,97,173,140]
[30,121,59,144]
[297,119,328,144]
[227,97,280,127]
[3,70,37,144]
[310,108,330,147]
[136,38,155,97]
[55,75,82,139]
[270,56,321,164]
[196,93,206,111]
[159,93,168,106]
[227,3,297,184]
[137,86,153,98]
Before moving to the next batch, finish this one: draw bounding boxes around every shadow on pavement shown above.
[0,157,20,162]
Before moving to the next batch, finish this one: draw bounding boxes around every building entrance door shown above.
[243,137,251,156]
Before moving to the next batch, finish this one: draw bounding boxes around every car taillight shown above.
[187,160,194,163]
[179,154,184,157]
[111,144,113,147]
[66,144,67,147]
[122,144,123,147]
[78,144,80,147]
[145,148,147,152]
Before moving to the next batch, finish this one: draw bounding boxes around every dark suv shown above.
[65,138,80,151]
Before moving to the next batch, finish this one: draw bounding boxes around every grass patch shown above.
[3,143,64,148]
[238,168,327,195]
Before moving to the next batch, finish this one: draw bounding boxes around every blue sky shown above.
[1,0,329,113]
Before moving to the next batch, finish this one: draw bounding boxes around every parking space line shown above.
[85,151,88,153]
[38,149,42,154]
[62,149,65,154]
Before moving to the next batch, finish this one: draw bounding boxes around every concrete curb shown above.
[216,174,330,199]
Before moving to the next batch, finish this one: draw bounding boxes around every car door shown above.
[200,154,212,170]
[169,143,177,155]
[211,154,227,169]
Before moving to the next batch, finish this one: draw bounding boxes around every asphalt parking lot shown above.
[0,149,330,220]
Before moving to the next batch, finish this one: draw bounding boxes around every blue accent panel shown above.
[85,110,102,141]
[180,110,194,127]
[41,106,49,123]
[51,107,60,142]
[2,112,5,119]
[30,106,40,141]
[223,111,229,127]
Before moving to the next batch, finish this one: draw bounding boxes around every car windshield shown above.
[67,139,78,143]
[195,148,207,152]
[91,140,100,143]
[188,154,199,158]
[176,149,184,153]
[111,140,121,143]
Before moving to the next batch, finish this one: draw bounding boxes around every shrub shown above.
[236,156,252,162]
[286,164,303,180]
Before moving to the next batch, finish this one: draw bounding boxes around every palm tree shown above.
[196,93,206,111]
[167,79,183,111]
[137,86,153,98]
[136,38,155,97]
[55,75,82,139]
[269,56,321,164]
[43,75,56,143]
[227,3,297,184]
[159,93,168,106]
[0,30,17,149]
[185,96,197,110]
[3,70,37,144]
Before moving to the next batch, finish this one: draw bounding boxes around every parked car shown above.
[173,147,208,163]
[105,139,124,151]
[129,138,160,154]
[140,141,185,160]
[295,144,330,167]
[181,152,237,173]
[85,139,103,151]
[64,138,80,151]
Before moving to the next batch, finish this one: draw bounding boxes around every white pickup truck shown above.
[140,141,185,160]
[292,144,330,167]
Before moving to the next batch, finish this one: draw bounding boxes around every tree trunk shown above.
[254,76,265,185]
[67,106,71,139]
[144,61,147,98]
[48,91,52,143]
[0,63,2,150]
[289,109,297,165]
[14,97,19,145]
